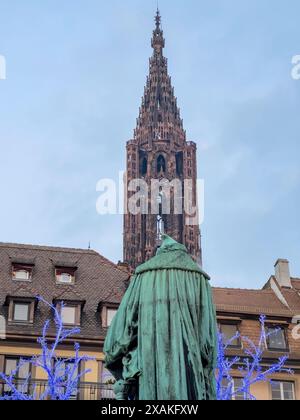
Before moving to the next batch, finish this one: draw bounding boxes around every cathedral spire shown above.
[135,10,185,144]
[152,9,165,55]
[155,8,161,30]
[124,11,202,269]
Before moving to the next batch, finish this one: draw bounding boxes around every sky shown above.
[0,0,299,289]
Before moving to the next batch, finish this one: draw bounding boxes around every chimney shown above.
[117,261,131,274]
[274,259,292,289]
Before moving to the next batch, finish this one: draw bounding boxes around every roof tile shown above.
[0,243,129,341]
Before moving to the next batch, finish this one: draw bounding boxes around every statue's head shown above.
[156,235,187,256]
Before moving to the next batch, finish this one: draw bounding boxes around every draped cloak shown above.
[104,236,217,400]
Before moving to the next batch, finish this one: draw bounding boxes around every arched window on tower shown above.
[139,151,148,177]
[140,157,147,177]
[176,152,183,177]
[157,155,166,174]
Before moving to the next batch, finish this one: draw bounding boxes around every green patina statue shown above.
[104,235,217,400]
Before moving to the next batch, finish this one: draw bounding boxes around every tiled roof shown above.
[0,243,129,343]
[280,288,300,313]
[292,278,300,291]
[212,286,299,317]
[1,242,299,343]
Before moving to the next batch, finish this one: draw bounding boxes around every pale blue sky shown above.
[0,0,299,288]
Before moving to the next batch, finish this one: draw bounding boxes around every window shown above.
[56,360,80,400]
[232,378,245,401]
[0,316,5,340]
[266,326,287,351]
[14,270,30,281]
[58,273,73,284]
[107,309,117,327]
[61,306,77,325]
[101,305,119,328]
[12,265,33,282]
[220,378,245,400]
[101,365,116,400]
[140,157,147,177]
[57,302,82,326]
[219,323,241,348]
[4,357,31,394]
[7,298,35,324]
[13,303,30,322]
[157,155,166,174]
[271,381,295,401]
[56,268,76,285]
[176,152,183,176]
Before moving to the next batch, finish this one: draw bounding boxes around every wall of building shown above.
[0,343,104,383]
[1,341,300,400]
[239,319,300,356]
[230,371,300,400]
[223,317,300,400]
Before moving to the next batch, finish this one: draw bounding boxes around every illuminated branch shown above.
[217,315,293,401]
[0,297,94,401]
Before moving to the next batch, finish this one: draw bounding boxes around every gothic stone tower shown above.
[124,11,202,269]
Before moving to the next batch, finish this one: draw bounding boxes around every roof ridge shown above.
[0,242,97,254]
[0,241,129,275]
[216,304,293,315]
[213,286,272,293]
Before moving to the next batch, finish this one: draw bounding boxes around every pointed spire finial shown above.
[152,8,165,54]
[155,8,161,30]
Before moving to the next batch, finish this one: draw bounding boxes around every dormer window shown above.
[59,273,73,284]
[61,305,77,325]
[55,268,76,285]
[12,265,33,282]
[54,300,84,327]
[13,302,31,322]
[15,270,30,281]
[100,303,119,328]
[107,308,118,327]
[6,297,36,324]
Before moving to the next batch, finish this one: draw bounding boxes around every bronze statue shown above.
[104,236,217,400]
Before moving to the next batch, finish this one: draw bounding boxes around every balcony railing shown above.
[0,380,115,400]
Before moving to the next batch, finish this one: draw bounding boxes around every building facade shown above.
[0,241,299,400]
[214,259,300,400]
[0,242,129,399]
[124,11,202,269]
